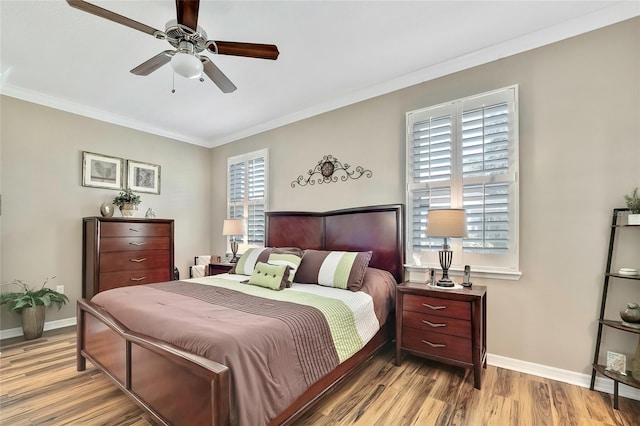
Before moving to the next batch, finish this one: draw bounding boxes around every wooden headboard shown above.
[266,204,405,283]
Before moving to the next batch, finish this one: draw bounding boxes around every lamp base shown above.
[436,277,455,287]
[230,240,239,263]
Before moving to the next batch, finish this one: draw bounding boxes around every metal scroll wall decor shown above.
[291,154,372,188]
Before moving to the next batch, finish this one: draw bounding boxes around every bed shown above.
[76,204,404,425]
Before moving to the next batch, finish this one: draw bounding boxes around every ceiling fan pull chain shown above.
[171,72,176,94]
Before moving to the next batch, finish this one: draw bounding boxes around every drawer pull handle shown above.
[129,242,147,246]
[130,276,147,281]
[129,228,141,232]
[422,320,446,328]
[129,258,147,263]
[422,340,446,348]
[423,303,446,310]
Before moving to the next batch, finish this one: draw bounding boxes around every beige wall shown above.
[0,17,637,376]
[210,18,640,374]
[0,97,212,330]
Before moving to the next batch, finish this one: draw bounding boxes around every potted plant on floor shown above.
[624,187,640,225]
[113,188,141,217]
[0,277,69,340]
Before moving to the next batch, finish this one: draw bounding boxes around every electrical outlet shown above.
[56,285,64,294]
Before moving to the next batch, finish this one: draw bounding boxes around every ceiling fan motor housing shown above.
[165,19,208,53]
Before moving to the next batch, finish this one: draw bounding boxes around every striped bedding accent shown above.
[295,249,372,290]
[189,275,380,362]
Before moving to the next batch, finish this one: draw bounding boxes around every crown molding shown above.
[208,1,640,147]
[0,84,209,148]
[1,2,638,149]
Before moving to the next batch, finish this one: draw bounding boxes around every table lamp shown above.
[426,208,468,287]
[223,219,245,263]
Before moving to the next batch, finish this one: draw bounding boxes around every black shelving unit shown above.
[590,208,640,409]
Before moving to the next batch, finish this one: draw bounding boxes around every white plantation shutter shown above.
[227,149,268,248]
[407,86,519,274]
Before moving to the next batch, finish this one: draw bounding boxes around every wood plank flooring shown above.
[1,328,639,425]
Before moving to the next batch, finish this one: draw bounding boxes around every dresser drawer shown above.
[403,294,470,320]
[402,327,472,363]
[100,237,170,252]
[402,311,471,339]
[100,222,172,238]
[100,251,170,272]
[99,269,170,292]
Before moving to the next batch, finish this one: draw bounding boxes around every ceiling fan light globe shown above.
[171,52,202,79]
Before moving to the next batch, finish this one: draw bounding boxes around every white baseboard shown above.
[0,317,77,340]
[1,318,638,402]
[488,353,640,401]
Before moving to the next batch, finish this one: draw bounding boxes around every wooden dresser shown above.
[82,217,175,299]
[395,282,487,389]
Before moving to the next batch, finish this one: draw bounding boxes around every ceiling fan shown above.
[66,0,280,93]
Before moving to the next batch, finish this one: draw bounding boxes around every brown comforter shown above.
[90,271,396,425]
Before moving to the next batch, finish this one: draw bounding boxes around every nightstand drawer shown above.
[404,294,471,320]
[207,263,234,276]
[402,311,471,338]
[402,327,472,363]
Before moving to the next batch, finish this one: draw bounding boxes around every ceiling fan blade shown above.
[66,0,161,37]
[176,0,200,32]
[201,57,237,93]
[207,41,279,60]
[130,51,174,76]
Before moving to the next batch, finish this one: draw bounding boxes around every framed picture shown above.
[127,160,161,194]
[82,151,124,190]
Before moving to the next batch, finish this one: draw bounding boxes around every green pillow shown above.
[245,262,291,291]
[267,252,302,285]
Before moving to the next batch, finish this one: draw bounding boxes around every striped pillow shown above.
[296,250,372,290]
[268,252,303,285]
[231,248,269,275]
[230,247,303,276]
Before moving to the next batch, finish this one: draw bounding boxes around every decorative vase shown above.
[620,303,640,327]
[100,202,114,218]
[633,337,640,380]
[628,214,640,225]
[120,204,138,217]
[21,305,45,340]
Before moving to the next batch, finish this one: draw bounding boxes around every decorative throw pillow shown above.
[267,252,302,285]
[230,247,303,276]
[230,248,268,275]
[296,250,373,290]
[245,262,290,291]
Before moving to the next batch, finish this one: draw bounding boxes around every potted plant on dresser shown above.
[0,277,69,340]
[113,188,141,217]
[624,187,640,225]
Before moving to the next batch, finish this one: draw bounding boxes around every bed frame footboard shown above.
[77,299,230,426]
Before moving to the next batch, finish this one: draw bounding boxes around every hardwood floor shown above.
[1,329,639,425]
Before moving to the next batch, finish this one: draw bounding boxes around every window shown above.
[227,149,268,248]
[406,86,519,277]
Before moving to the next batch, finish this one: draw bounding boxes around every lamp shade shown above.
[171,51,203,79]
[426,209,468,238]
[223,219,245,236]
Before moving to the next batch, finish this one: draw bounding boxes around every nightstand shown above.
[206,262,234,276]
[395,282,487,389]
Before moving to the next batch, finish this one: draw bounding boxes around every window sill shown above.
[404,264,522,281]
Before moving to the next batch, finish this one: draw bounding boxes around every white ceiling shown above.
[1,1,638,148]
